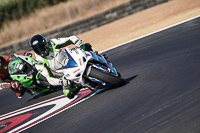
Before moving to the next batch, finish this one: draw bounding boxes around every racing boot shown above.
[10,82,26,98]
[63,80,82,99]
[63,86,81,99]
[11,86,26,98]
[0,82,25,98]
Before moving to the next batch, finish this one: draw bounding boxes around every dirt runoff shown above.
[78,0,200,52]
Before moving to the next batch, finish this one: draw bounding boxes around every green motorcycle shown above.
[8,55,54,94]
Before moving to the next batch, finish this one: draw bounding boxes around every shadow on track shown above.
[125,75,138,84]
[27,75,138,102]
[27,87,62,102]
[95,75,138,95]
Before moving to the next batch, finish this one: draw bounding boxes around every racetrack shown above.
[1,16,200,133]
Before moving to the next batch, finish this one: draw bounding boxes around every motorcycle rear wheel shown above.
[89,67,126,87]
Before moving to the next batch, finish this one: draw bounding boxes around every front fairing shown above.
[56,47,119,87]
[88,52,118,76]
[88,51,107,64]
[56,48,88,83]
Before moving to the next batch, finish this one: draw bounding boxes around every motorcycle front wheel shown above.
[89,67,126,87]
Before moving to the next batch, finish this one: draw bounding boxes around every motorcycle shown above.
[56,47,125,90]
[8,47,125,96]
[8,55,55,94]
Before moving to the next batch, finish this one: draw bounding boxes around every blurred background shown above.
[0,0,199,53]
[0,0,129,47]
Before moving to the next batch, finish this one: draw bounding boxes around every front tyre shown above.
[89,67,126,87]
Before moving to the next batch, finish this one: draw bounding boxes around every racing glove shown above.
[80,43,93,51]
[10,81,26,98]
[11,81,20,89]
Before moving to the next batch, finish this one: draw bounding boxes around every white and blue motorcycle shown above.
[56,47,126,90]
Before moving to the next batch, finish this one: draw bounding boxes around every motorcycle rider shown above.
[8,55,66,92]
[29,34,94,99]
[0,53,34,98]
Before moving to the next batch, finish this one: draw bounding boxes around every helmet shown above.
[8,57,28,75]
[29,34,49,57]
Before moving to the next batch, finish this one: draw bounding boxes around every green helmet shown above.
[8,57,23,74]
[8,55,51,94]
[8,56,36,82]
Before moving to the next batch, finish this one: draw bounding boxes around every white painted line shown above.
[100,15,200,53]
[0,88,105,133]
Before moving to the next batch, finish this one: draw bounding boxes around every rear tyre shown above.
[89,67,126,87]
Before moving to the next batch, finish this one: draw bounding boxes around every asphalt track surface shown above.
[0,16,200,133]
